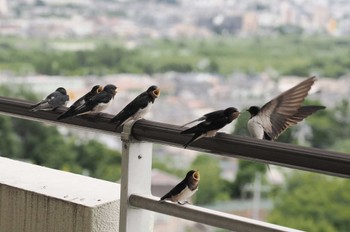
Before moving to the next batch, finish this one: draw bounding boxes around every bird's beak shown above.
[153,88,160,98]
[97,86,103,93]
[112,88,118,98]
[193,170,200,181]
[232,111,240,119]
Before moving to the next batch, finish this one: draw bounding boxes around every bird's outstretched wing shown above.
[285,105,325,127]
[258,76,316,140]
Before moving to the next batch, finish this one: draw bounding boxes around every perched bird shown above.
[160,170,200,205]
[111,85,160,128]
[180,107,240,148]
[30,87,69,112]
[57,85,103,120]
[247,76,325,141]
[56,84,117,119]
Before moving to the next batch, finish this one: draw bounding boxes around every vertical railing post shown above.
[119,121,154,232]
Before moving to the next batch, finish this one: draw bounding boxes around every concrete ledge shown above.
[0,157,120,232]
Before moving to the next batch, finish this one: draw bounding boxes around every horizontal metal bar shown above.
[131,120,350,178]
[0,96,122,135]
[0,96,349,178]
[129,194,303,232]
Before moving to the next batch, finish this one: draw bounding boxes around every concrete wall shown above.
[0,157,120,232]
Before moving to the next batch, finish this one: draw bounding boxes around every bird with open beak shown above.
[160,170,200,205]
[56,84,117,119]
[111,85,160,128]
[57,85,103,120]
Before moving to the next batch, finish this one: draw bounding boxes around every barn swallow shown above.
[57,84,117,119]
[110,85,160,128]
[30,87,69,112]
[160,170,200,205]
[247,76,325,141]
[57,85,103,120]
[180,107,240,148]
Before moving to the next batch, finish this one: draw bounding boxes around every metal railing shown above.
[128,194,297,232]
[0,96,349,232]
[0,96,349,178]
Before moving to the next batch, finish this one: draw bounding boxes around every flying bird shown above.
[247,76,325,141]
[56,84,117,119]
[110,85,160,128]
[57,85,103,120]
[160,170,200,205]
[30,87,69,112]
[180,107,240,148]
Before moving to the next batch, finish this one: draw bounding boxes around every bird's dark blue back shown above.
[201,110,228,130]
[124,92,152,114]
[160,179,187,200]
[182,110,228,134]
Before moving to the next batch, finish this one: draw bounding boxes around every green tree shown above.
[307,100,350,150]
[76,140,122,181]
[0,116,22,158]
[3,36,350,77]
[269,172,350,232]
[191,154,230,205]
[229,160,267,198]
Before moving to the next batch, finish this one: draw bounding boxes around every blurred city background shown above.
[0,0,350,231]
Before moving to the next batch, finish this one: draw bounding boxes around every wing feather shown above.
[111,92,150,126]
[181,110,224,127]
[258,76,316,139]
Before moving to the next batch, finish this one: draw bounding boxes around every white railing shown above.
[119,121,302,232]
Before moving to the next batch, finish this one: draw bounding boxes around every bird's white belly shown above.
[133,103,152,120]
[93,100,112,113]
[204,130,218,138]
[247,118,264,139]
[121,103,153,126]
[171,186,198,202]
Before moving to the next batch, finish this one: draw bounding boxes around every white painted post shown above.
[119,121,154,232]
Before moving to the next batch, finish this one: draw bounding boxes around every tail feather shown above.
[289,105,325,124]
[57,108,76,120]
[180,125,200,135]
[160,194,170,201]
[181,116,205,127]
[30,102,41,110]
[30,101,50,112]
[183,133,203,148]
[69,105,89,116]
[30,107,40,112]
[111,110,130,128]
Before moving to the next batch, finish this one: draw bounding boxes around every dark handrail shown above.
[0,96,349,178]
